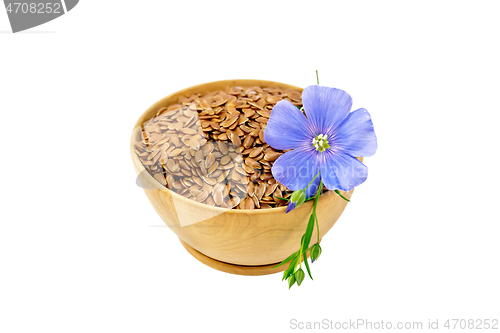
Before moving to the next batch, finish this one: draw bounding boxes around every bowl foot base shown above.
[179,239,286,276]
[179,238,321,276]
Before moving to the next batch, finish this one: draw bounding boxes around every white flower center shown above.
[312,134,330,152]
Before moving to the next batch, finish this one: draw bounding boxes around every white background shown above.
[1,1,499,332]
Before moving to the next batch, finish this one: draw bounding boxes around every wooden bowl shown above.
[130,79,358,275]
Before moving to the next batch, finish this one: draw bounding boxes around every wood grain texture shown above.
[131,79,359,266]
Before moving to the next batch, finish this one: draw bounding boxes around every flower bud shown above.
[310,243,322,263]
[295,268,305,286]
[290,189,305,203]
[295,191,306,207]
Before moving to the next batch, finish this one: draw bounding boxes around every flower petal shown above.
[333,108,377,157]
[319,151,368,192]
[285,201,296,214]
[264,100,314,150]
[302,85,352,135]
[271,148,319,191]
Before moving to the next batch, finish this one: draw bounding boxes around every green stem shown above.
[312,180,323,243]
[304,171,320,190]
[315,215,320,243]
[316,70,320,85]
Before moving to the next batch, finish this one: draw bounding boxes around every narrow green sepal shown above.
[288,274,296,289]
[334,190,350,202]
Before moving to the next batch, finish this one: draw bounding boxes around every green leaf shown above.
[282,267,291,281]
[282,263,291,281]
[288,274,296,289]
[334,190,350,202]
[275,196,290,202]
[282,256,299,281]
[301,214,315,252]
[302,251,313,280]
[295,268,305,286]
[283,265,294,281]
[272,251,297,269]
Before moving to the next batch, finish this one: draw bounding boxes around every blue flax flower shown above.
[264,85,377,199]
